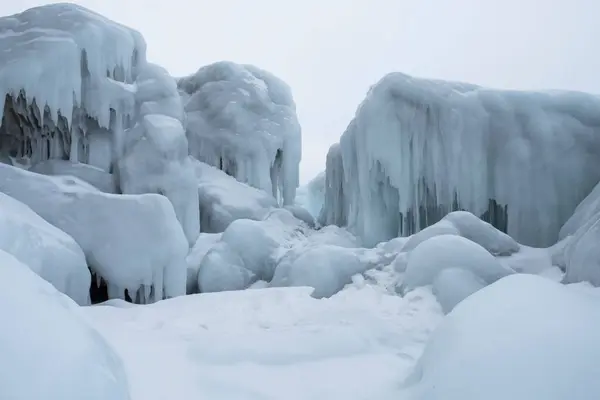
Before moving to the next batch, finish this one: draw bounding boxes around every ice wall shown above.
[322,73,600,247]
[0,3,145,169]
[178,61,302,205]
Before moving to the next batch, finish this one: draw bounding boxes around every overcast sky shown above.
[2,0,598,183]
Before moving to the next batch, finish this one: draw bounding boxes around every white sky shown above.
[2,0,599,183]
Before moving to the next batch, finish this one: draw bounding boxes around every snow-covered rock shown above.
[0,3,143,166]
[321,72,600,247]
[0,250,130,400]
[284,204,315,227]
[193,159,277,233]
[186,232,222,294]
[431,268,486,313]
[0,163,188,303]
[0,192,90,305]
[403,235,515,293]
[29,160,116,193]
[403,274,600,400]
[178,61,302,205]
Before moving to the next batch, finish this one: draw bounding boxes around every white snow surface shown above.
[0,163,188,303]
[0,191,90,305]
[0,3,144,129]
[403,274,600,400]
[186,232,222,294]
[431,267,485,314]
[0,250,130,400]
[86,284,443,400]
[193,159,277,233]
[321,72,600,247]
[29,159,116,193]
[178,61,302,205]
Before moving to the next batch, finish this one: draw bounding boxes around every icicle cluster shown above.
[178,61,302,206]
[322,72,600,247]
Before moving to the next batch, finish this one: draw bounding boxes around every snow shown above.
[0,163,188,302]
[0,249,130,400]
[431,268,485,313]
[402,234,515,293]
[186,232,222,294]
[178,61,302,205]
[402,274,600,400]
[29,159,116,193]
[197,242,255,293]
[321,72,600,247]
[193,159,277,233]
[0,191,90,305]
[85,283,443,400]
[0,3,144,164]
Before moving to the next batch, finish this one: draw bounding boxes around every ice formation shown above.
[197,242,255,293]
[193,159,277,233]
[29,159,116,193]
[321,72,600,247]
[186,232,222,293]
[178,61,302,205]
[403,274,600,400]
[0,3,144,167]
[0,250,130,400]
[431,268,485,314]
[0,192,90,305]
[295,171,325,220]
[0,163,188,303]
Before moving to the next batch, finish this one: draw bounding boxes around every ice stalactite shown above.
[178,61,302,206]
[321,72,600,247]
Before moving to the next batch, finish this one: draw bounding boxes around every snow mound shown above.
[193,159,277,233]
[403,235,515,293]
[0,3,144,165]
[29,159,116,193]
[403,274,600,400]
[178,61,302,205]
[0,249,130,400]
[284,204,315,227]
[271,245,368,298]
[197,242,255,293]
[0,163,188,303]
[186,232,222,294]
[0,192,90,305]
[431,268,485,313]
[321,72,600,247]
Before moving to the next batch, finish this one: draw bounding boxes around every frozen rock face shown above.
[403,274,600,400]
[0,3,144,169]
[178,61,302,205]
[0,192,90,305]
[0,163,188,303]
[321,72,600,247]
[0,250,131,400]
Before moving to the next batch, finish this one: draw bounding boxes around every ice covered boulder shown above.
[402,274,600,400]
[186,232,222,294]
[431,268,486,313]
[0,250,130,400]
[271,245,367,298]
[0,163,188,303]
[0,3,144,166]
[284,204,315,227]
[193,159,277,233]
[402,211,520,255]
[178,61,302,205]
[29,160,116,193]
[0,192,90,305]
[403,235,515,293]
[118,113,199,245]
[197,242,255,293]
[321,72,600,247]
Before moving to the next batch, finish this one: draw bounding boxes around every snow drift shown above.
[0,163,188,303]
[403,274,600,400]
[321,72,600,247]
[0,250,130,400]
[0,192,90,305]
[178,61,302,205]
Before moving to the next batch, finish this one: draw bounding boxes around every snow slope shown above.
[0,250,130,400]
[86,284,443,400]
[178,61,302,205]
[321,72,600,247]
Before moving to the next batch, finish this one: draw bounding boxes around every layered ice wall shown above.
[322,73,600,247]
[0,3,145,168]
[178,61,302,205]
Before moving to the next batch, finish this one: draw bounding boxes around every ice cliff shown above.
[320,72,600,247]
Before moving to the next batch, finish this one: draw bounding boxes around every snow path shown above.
[84,285,443,400]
